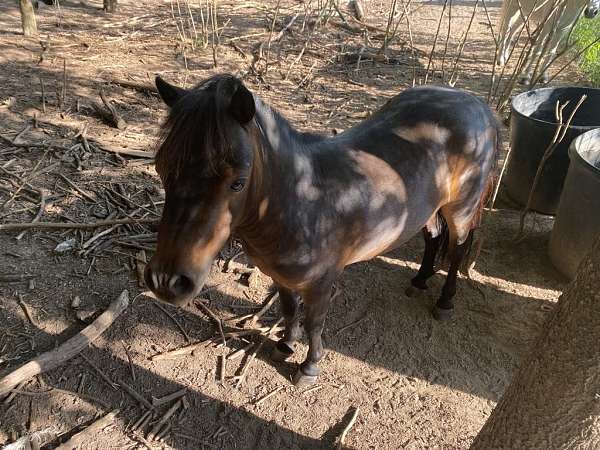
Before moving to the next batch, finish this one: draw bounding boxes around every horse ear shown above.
[155,76,186,107]
[229,83,255,124]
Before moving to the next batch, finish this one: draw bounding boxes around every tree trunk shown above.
[103,0,117,13]
[471,235,600,449]
[19,0,38,36]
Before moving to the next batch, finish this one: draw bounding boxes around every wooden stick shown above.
[152,302,191,343]
[333,317,366,336]
[92,90,128,130]
[151,388,186,407]
[336,406,360,450]
[2,427,56,450]
[234,318,283,388]
[226,341,254,361]
[247,291,279,327]
[254,385,284,406]
[0,218,155,232]
[80,353,118,390]
[54,409,120,450]
[57,174,96,202]
[11,385,112,410]
[195,300,227,347]
[0,290,129,396]
[146,398,183,441]
[17,296,36,325]
[119,381,153,410]
[40,76,46,114]
[130,410,152,432]
[130,410,153,431]
[122,341,136,382]
[150,339,212,361]
[2,381,26,405]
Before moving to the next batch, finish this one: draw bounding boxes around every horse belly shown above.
[343,212,426,266]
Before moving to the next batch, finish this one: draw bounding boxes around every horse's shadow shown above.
[0,206,562,449]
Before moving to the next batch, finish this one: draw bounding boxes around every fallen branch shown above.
[150,339,212,361]
[92,90,128,130]
[333,317,366,336]
[254,385,284,406]
[131,410,153,432]
[245,291,279,327]
[119,381,153,410]
[336,406,360,450]
[226,341,254,361]
[80,353,118,390]
[152,388,186,407]
[152,301,191,343]
[1,427,57,450]
[234,318,283,388]
[94,145,155,159]
[147,398,183,441]
[107,78,158,95]
[0,290,130,396]
[54,409,120,450]
[0,217,156,232]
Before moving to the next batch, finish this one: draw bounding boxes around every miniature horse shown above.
[145,74,498,385]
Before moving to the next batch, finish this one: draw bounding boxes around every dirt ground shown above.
[0,0,588,449]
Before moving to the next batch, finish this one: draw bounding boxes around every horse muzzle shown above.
[144,260,210,307]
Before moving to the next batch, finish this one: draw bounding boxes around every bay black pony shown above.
[145,74,498,385]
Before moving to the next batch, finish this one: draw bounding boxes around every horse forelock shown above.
[154,75,242,186]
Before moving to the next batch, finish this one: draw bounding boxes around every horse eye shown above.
[230,178,246,192]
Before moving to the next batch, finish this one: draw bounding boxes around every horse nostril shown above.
[168,274,195,298]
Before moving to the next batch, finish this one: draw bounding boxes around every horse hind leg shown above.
[432,204,477,321]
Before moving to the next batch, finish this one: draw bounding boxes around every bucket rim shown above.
[569,128,600,176]
[511,86,600,131]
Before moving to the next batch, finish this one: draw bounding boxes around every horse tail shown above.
[460,118,502,270]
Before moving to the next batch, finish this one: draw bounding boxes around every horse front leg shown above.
[270,286,302,362]
[293,280,335,386]
[405,227,442,297]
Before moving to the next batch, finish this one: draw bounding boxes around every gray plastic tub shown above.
[503,87,600,215]
[549,128,600,279]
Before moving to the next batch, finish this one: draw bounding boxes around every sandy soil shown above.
[0,0,587,448]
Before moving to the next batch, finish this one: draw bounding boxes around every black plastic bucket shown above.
[549,128,600,279]
[503,87,600,215]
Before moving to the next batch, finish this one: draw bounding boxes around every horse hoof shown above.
[270,342,294,362]
[405,285,425,298]
[293,370,318,387]
[433,306,454,321]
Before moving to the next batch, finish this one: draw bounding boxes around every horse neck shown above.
[236,99,321,236]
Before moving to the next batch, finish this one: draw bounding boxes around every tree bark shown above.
[103,0,117,13]
[19,0,38,36]
[471,235,600,449]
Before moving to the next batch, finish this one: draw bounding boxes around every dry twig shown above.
[0,217,155,232]
[54,410,120,450]
[336,406,360,449]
